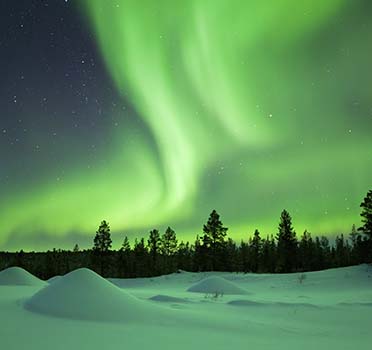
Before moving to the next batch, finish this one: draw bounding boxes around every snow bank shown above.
[24,268,159,323]
[187,276,248,295]
[0,267,46,287]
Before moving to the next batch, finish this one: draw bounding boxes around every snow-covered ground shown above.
[1,265,371,349]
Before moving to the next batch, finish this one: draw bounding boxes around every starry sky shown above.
[0,0,371,251]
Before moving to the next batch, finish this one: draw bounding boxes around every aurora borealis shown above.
[0,0,371,251]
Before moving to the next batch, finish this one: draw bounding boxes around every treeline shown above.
[1,190,371,280]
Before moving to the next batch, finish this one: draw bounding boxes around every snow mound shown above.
[187,276,248,295]
[149,294,188,303]
[24,268,158,323]
[274,302,319,308]
[228,300,265,307]
[0,267,46,287]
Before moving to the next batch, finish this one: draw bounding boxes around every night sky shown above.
[1,0,371,251]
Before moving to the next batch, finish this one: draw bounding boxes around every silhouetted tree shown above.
[276,210,297,272]
[261,235,277,273]
[359,189,372,261]
[121,236,131,252]
[319,236,331,269]
[133,238,148,276]
[93,220,112,252]
[176,241,192,271]
[298,230,314,271]
[240,240,250,273]
[224,238,238,272]
[349,224,363,264]
[148,229,161,274]
[161,227,178,273]
[161,227,178,256]
[93,220,112,276]
[73,244,79,252]
[119,236,132,277]
[359,190,372,238]
[202,210,228,270]
[335,234,351,267]
[250,229,262,272]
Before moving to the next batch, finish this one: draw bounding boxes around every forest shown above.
[1,190,371,280]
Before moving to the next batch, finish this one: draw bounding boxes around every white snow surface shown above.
[1,264,372,349]
[0,266,46,287]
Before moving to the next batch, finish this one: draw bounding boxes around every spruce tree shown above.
[335,234,351,267]
[276,209,297,272]
[298,230,314,271]
[319,236,331,269]
[349,225,362,264]
[161,227,178,273]
[161,227,178,256]
[194,235,211,271]
[224,238,238,272]
[121,236,131,253]
[92,220,112,276]
[133,238,148,276]
[93,220,112,252]
[250,229,262,272]
[119,236,132,277]
[240,240,250,273]
[148,229,161,274]
[202,209,228,270]
[177,241,192,271]
[359,190,372,242]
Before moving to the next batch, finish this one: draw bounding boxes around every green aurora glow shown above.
[1,0,372,250]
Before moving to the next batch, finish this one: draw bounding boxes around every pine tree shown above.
[335,234,351,267]
[133,238,148,276]
[193,235,203,271]
[250,229,262,272]
[260,235,276,273]
[120,236,131,253]
[224,238,238,272]
[349,224,358,247]
[240,240,250,273]
[359,190,372,236]
[349,224,362,264]
[161,227,178,273]
[202,210,228,270]
[147,229,161,274]
[298,230,314,271]
[93,220,112,252]
[177,241,192,271]
[92,220,112,276]
[119,236,132,277]
[319,236,331,269]
[161,227,178,256]
[73,243,79,252]
[276,209,297,272]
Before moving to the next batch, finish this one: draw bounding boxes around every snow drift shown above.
[0,267,46,287]
[24,268,159,323]
[149,294,188,303]
[187,276,248,295]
